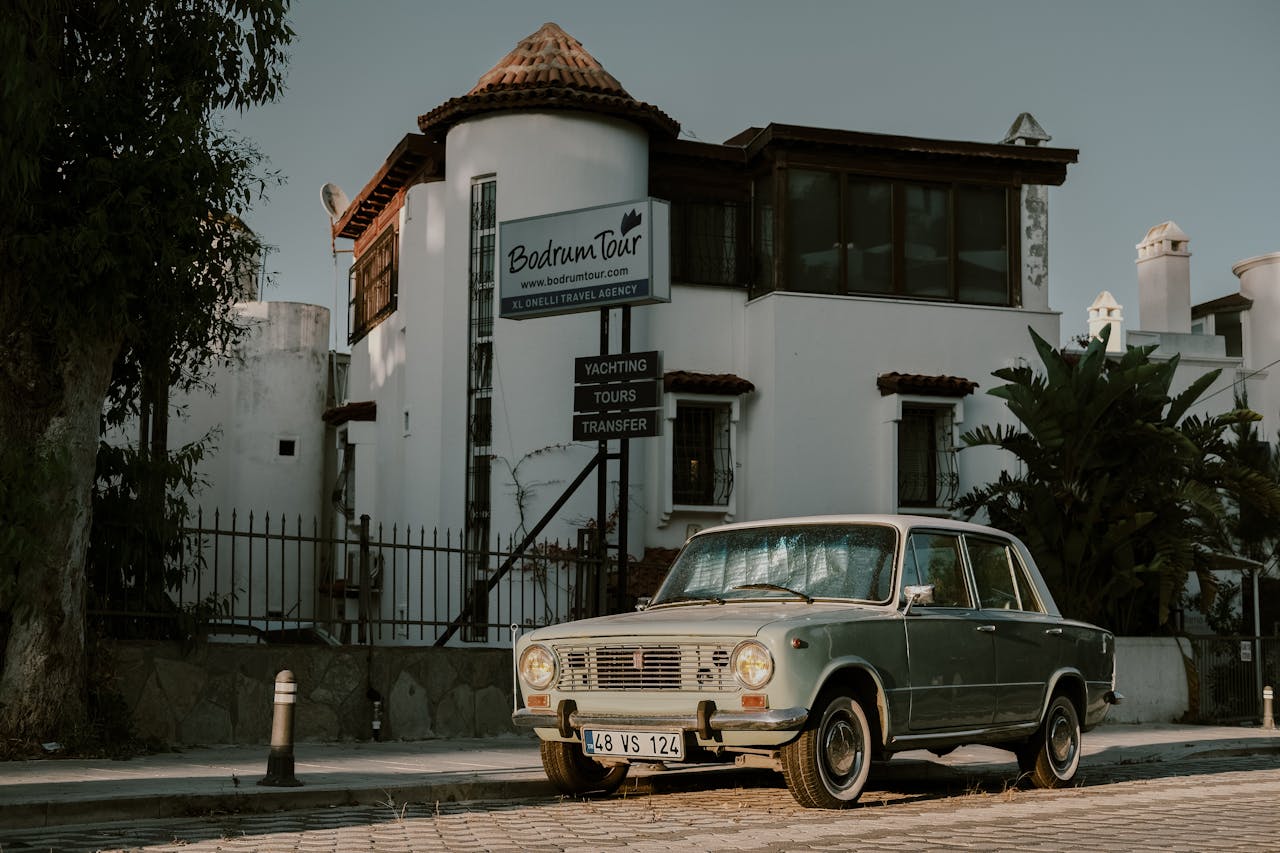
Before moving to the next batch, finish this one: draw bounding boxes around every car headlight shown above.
[731,640,773,689]
[519,643,557,691]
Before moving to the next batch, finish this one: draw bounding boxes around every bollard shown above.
[1264,686,1275,731]
[259,670,303,787]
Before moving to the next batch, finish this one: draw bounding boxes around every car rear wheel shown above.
[539,740,629,796]
[780,691,872,809]
[1017,694,1081,788]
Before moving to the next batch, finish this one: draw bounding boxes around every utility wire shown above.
[1196,354,1280,406]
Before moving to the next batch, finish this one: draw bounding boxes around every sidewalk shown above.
[1,724,1277,831]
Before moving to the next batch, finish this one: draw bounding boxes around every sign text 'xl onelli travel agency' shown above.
[498,199,671,320]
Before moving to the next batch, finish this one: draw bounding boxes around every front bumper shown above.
[513,703,808,735]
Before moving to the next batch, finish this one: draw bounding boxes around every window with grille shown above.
[670,200,749,286]
[464,178,496,641]
[897,406,958,509]
[673,403,733,506]
[349,226,397,343]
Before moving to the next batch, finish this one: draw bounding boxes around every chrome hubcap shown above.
[823,715,861,780]
[1048,714,1076,767]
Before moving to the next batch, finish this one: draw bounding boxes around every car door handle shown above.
[976,625,996,633]
[1044,628,1063,636]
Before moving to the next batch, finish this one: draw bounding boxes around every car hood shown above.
[523,600,890,641]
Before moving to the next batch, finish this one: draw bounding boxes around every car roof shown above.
[692,514,1008,539]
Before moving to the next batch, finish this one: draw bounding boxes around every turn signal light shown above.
[527,694,550,709]
[741,694,768,710]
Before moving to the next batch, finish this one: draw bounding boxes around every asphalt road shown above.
[3,753,1279,852]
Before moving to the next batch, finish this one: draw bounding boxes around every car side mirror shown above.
[902,584,935,616]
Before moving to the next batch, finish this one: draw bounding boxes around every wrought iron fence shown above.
[87,509,622,648]
[1186,634,1280,723]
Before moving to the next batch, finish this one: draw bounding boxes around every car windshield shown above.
[652,523,897,605]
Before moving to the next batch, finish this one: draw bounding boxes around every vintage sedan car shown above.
[513,515,1122,808]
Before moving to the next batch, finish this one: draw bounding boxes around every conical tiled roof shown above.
[418,23,678,139]
[468,23,629,96]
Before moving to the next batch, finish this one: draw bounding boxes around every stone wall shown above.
[110,640,517,745]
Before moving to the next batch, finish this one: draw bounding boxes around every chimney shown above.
[1135,221,1191,333]
[1002,113,1053,312]
[1088,291,1124,352]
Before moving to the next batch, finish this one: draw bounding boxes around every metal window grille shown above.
[673,404,733,506]
[898,407,958,508]
[671,200,749,286]
[464,179,497,641]
[349,226,397,343]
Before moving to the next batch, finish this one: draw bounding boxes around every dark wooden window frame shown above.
[773,165,1020,307]
[349,225,398,344]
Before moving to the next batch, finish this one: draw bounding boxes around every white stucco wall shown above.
[349,111,652,552]
[1107,636,1192,724]
[727,293,1058,537]
[167,300,331,617]
[172,301,330,520]
[1235,252,1280,441]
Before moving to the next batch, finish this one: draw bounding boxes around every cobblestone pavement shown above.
[3,754,1279,853]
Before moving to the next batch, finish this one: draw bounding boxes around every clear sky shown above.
[228,0,1280,349]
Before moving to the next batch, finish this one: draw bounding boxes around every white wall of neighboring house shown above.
[168,300,331,618]
[1235,252,1280,441]
[1098,225,1280,634]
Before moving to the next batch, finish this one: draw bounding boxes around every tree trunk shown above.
[0,332,120,743]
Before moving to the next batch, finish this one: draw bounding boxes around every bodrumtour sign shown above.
[498,198,671,320]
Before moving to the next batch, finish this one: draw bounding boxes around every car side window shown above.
[968,537,1019,610]
[904,532,970,608]
[1009,550,1046,614]
[968,537,1047,613]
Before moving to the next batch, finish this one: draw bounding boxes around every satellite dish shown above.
[320,182,350,221]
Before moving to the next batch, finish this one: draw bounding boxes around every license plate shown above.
[583,728,685,761]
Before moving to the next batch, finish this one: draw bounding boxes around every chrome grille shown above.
[553,641,737,691]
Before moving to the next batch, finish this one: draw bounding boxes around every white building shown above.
[323,22,1080,637]
[1084,223,1280,634]
[165,300,338,620]
[1091,221,1280,442]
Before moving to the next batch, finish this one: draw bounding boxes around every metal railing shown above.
[1186,634,1280,723]
[87,509,621,647]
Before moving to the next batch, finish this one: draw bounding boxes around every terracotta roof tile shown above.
[664,371,755,395]
[468,23,629,97]
[876,372,978,398]
[418,23,678,139]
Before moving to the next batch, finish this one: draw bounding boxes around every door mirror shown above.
[902,584,935,616]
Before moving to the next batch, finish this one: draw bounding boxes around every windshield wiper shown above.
[653,594,726,606]
[732,583,814,604]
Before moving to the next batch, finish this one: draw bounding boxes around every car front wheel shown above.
[780,691,872,809]
[1018,694,1081,788]
[539,740,629,796]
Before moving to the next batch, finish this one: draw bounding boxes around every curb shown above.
[4,738,1278,831]
[0,778,557,831]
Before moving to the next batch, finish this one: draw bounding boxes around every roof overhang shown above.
[877,372,978,398]
[334,135,443,241]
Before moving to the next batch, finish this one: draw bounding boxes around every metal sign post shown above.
[574,315,663,612]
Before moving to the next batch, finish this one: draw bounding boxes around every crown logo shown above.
[620,209,642,236]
